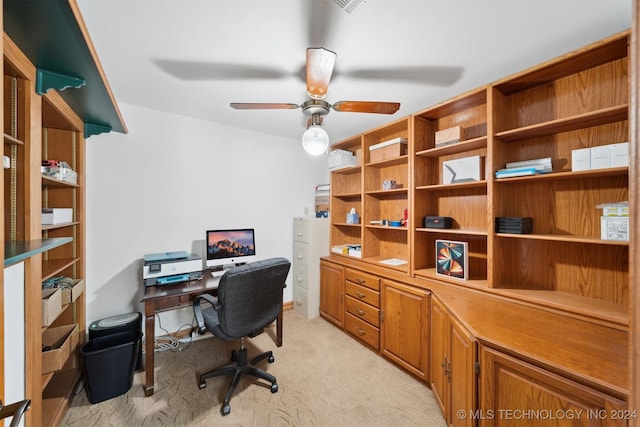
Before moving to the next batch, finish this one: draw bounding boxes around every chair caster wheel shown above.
[231,350,238,362]
[271,383,278,393]
[268,355,275,363]
[198,380,207,389]
[221,404,231,416]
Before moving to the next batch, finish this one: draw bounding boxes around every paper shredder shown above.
[89,312,142,370]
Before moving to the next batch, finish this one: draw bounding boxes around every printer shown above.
[142,251,203,286]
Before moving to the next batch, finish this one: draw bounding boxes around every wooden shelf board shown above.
[495,105,628,142]
[331,165,361,175]
[494,167,628,183]
[3,133,24,145]
[365,188,408,197]
[365,224,408,231]
[42,175,79,188]
[363,256,409,273]
[42,258,79,281]
[492,288,628,328]
[414,267,489,288]
[333,222,362,228]
[496,233,629,246]
[365,154,408,168]
[416,227,488,236]
[42,369,81,427]
[333,192,361,199]
[41,221,80,231]
[416,136,487,158]
[416,180,487,191]
[414,86,488,119]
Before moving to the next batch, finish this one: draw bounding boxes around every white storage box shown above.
[329,149,358,170]
[611,142,629,167]
[571,148,591,171]
[42,208,73,225]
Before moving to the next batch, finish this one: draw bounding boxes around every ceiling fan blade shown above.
[343,66,463,86]
[306,47,336,99]
[155,59,289,81]
[332,101,400,114]
[230,103,300,110]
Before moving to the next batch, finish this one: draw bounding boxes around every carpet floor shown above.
[62,310,446,426]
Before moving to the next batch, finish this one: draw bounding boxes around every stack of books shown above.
[495,157,552,179]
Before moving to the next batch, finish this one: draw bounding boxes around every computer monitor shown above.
[205,228,257,271]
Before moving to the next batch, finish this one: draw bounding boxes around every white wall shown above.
[85,103,328,335]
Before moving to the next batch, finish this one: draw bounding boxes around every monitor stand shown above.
[210,262,247,278]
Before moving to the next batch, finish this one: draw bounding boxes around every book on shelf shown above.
[495,166,548,178]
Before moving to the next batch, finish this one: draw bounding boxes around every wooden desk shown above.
[141,272,283,396]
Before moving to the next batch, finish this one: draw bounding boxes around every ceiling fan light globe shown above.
[302,125,329,156]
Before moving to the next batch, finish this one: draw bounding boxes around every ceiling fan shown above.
[230,47,401,155]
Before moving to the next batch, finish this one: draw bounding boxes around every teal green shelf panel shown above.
[4,0,127,134]
[84,123,112,138]
[4,238,73,268]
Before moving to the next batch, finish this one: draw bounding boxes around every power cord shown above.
[153,312,196,352]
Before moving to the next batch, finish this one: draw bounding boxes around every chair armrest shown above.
[0,399,30,427]
[193,294,219,334]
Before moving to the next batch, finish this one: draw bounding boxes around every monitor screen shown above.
[206,228,256,270]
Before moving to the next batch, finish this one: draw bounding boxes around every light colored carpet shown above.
[62,310,446,426]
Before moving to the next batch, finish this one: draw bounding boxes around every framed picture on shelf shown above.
[435,239,468,280]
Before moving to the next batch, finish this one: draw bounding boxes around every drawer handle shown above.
[296,254,304,260]
[296,276,303,283]
[355,327,366,336]
[356,308,366,316]
[355,292,366,299]
[296,232,304,237]
[356,278,366,284]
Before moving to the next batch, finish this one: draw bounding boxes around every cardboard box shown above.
[369,137,407,162]
[328,149,358,171]
[42,324,79,374]
[443,155,484,184]
[42,288,63,327]
[435,126,465,147]
[60,279,85,305]
[601,216,629,241]
[571,148,591,171]
[42,208,73,225]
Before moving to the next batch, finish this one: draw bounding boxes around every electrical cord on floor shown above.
[154,312,196,352]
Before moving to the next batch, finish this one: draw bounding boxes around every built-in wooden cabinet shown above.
[319,260,344,327]
[430,296,477,427]
[344,268,381,350]
[479,346,627,427]
[380,279,429,381]
[322,28,633,426]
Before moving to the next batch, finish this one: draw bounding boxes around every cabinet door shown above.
[430,296,449,417]
[380,280,429,380]
[319,261,344,327]
[449,316,477,427]
[479,346,627,427]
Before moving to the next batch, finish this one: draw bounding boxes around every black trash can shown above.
[81,330,141,404]
[89,312,142,371]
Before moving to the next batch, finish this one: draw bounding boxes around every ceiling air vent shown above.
[332,0,364,14]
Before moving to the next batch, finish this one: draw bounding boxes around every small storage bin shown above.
[81,330,141,403]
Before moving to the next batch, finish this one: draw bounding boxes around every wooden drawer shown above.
[345,312,379,350]
[345,281,380,308]
[345,295,380,327]
[345,268,380,291]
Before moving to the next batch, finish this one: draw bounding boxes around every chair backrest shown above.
[216,257,290,338]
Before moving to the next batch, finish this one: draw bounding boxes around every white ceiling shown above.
[77,0,633,144]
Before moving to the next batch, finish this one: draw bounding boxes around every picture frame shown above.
[435,239,468,280]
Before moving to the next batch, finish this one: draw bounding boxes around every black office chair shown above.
[193,257,290,416]
[0,399,30,427]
